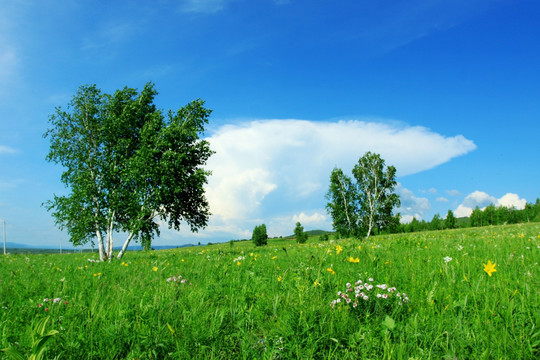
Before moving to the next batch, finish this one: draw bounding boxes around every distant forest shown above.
[390,198,540,234]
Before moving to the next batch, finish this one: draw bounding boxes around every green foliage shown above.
[294,222,308,244]
[43,82,213,260]
[326,152,400,239]
[1,316,58,360]
[319,233,329,241]
[445,209,456,229]
[0,223,538,359]
[252,224,268,246]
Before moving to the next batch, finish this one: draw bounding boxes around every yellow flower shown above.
[357,245,362,251]
[335,245,343,254]
[347,257,360,263]
[237,262,242,266]
[181,259,185,262]
[271,256,277,260]
[277,276,282,282]
[313,280,321,287]
[483,260,497,276]
[152,266,158,272]
[327,268,335,275]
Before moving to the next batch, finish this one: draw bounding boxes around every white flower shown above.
[444,256,453,263]
[363,295,369,300]
[376,284,387,290]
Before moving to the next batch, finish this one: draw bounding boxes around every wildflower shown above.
[53,298,61,303]
[327,268,335,275]
[277,276,282,282]
[483,260,497,276]
[152,266,158,272]
[271,256,277,260]
[347,257,360,263]
[376,284,387,290]
[443,256,453,263]
[357,246,362,251]
[237,262,242,266]
[336,245,343,254]
[313,280,321,287]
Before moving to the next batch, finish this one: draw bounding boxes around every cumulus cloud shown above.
[201,119,474,237]
[454,191,527,217]
[292,212,327,225]
[497,193,527,210]
[395,184,431,222]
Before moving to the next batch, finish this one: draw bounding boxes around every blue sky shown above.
[1,0,539,248]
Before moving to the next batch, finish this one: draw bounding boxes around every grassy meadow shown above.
[1,223,539,359]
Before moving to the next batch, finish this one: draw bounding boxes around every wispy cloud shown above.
[81,21,138,53]
[179,0,229,14]
[0,145,17,155]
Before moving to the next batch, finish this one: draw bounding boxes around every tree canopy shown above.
[252,224,268,246]
[44,82,213,261]
[326,152,400,239]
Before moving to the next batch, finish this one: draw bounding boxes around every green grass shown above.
[1,223,539,359]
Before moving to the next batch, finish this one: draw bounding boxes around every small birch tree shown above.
[326,152,400,239]
[44,82,213,261]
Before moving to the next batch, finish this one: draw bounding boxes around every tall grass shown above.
[1,223,538,359]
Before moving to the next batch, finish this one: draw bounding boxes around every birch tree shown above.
[326,152,400,239]
[44,82,213,261]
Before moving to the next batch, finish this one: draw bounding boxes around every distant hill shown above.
[5,242,30,248]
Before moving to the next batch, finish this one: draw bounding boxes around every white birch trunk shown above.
[116,232,135,260]
[96,230,106,262]
[336,175,353,235]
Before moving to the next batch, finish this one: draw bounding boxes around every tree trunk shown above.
[117,232,135,260]
[96,230,106,262]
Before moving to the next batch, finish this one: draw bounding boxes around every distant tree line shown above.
[393,198,540,234]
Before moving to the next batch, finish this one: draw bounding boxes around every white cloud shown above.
[395,184,431,221]
[454,191,527,218]
[179,0,228,13]
[202,119,474,237]
[454,204,473,218]
[0,145,16,155]
[436,197,448,203]
[446,189,461,196]
[497,193,526,210]
[292,212,327,225]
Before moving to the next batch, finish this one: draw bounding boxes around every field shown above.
[1,223,539,359]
